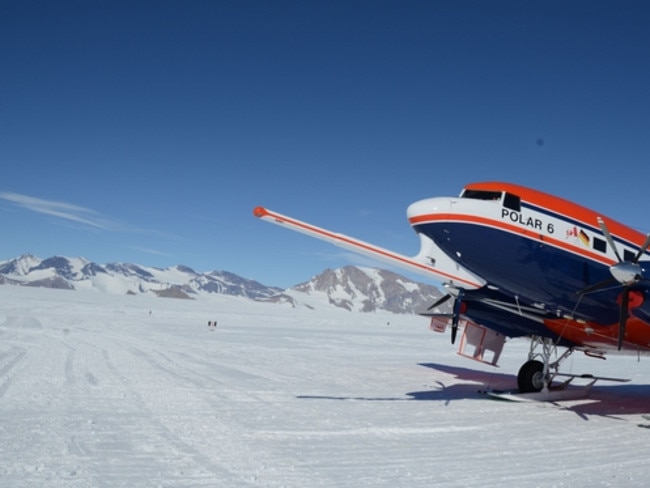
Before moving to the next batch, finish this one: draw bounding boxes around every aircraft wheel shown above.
[517,360,546,393]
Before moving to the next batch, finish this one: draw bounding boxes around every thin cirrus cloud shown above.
[0,192,119,231]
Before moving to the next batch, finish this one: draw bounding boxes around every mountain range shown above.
[0,254,447,314]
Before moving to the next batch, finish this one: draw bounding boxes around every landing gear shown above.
[517,336,573,393]
[517,360,545,393]
[486,336,629,402]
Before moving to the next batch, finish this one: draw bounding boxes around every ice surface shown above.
[0,285,649,487]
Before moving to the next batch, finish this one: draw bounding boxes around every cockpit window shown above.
[461,190,502,201]
[503,192,521,211]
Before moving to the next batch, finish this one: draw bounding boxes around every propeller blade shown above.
[451,313,459,344]
[597,217,623,263]
[618,288,630,350]
[427,294,452,311]
[450,290,464,345]
[578,277,617,296]
[632,233,650,263]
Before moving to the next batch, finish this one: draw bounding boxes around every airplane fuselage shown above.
[407,182,650,350]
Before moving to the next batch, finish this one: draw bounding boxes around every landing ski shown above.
[480,388,590,403]
[479,373,629,403]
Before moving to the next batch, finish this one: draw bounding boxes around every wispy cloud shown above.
[0,192,117,230]
[128,245,171,257]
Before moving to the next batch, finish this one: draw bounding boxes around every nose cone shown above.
[610,261,643,286]
[407,197,452,224]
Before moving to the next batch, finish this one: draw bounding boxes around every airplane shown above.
[253,182,650,397]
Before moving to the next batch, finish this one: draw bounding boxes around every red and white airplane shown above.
[254,182,650,395]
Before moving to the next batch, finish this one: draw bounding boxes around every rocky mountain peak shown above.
[292,265,445,314]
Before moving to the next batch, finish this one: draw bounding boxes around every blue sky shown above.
[2,1,650,288]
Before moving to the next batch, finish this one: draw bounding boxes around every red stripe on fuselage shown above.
[409,212,617,267]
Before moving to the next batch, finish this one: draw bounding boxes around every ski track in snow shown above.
[1,286,650,487]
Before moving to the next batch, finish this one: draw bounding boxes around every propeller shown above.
[427,290,464,344]
[580,217,650,350]
[450,291,464,344]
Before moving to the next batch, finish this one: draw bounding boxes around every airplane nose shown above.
[407,197,452,224]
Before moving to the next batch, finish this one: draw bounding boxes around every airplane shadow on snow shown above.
[297,362,650,421]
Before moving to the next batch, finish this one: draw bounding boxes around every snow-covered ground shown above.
[1,286,649,487]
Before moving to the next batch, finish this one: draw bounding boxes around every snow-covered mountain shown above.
[288,266,445,314]
[0,255,446,314]
[0,254,281,300]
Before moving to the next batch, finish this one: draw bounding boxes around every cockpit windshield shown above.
[460,189,521,211]
[460,189,502,201]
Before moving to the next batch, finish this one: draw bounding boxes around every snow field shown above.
[0,286,649,487]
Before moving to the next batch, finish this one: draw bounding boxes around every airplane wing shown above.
[253,206,485,290]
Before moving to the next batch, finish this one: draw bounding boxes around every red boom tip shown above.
[253,206,269,218]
